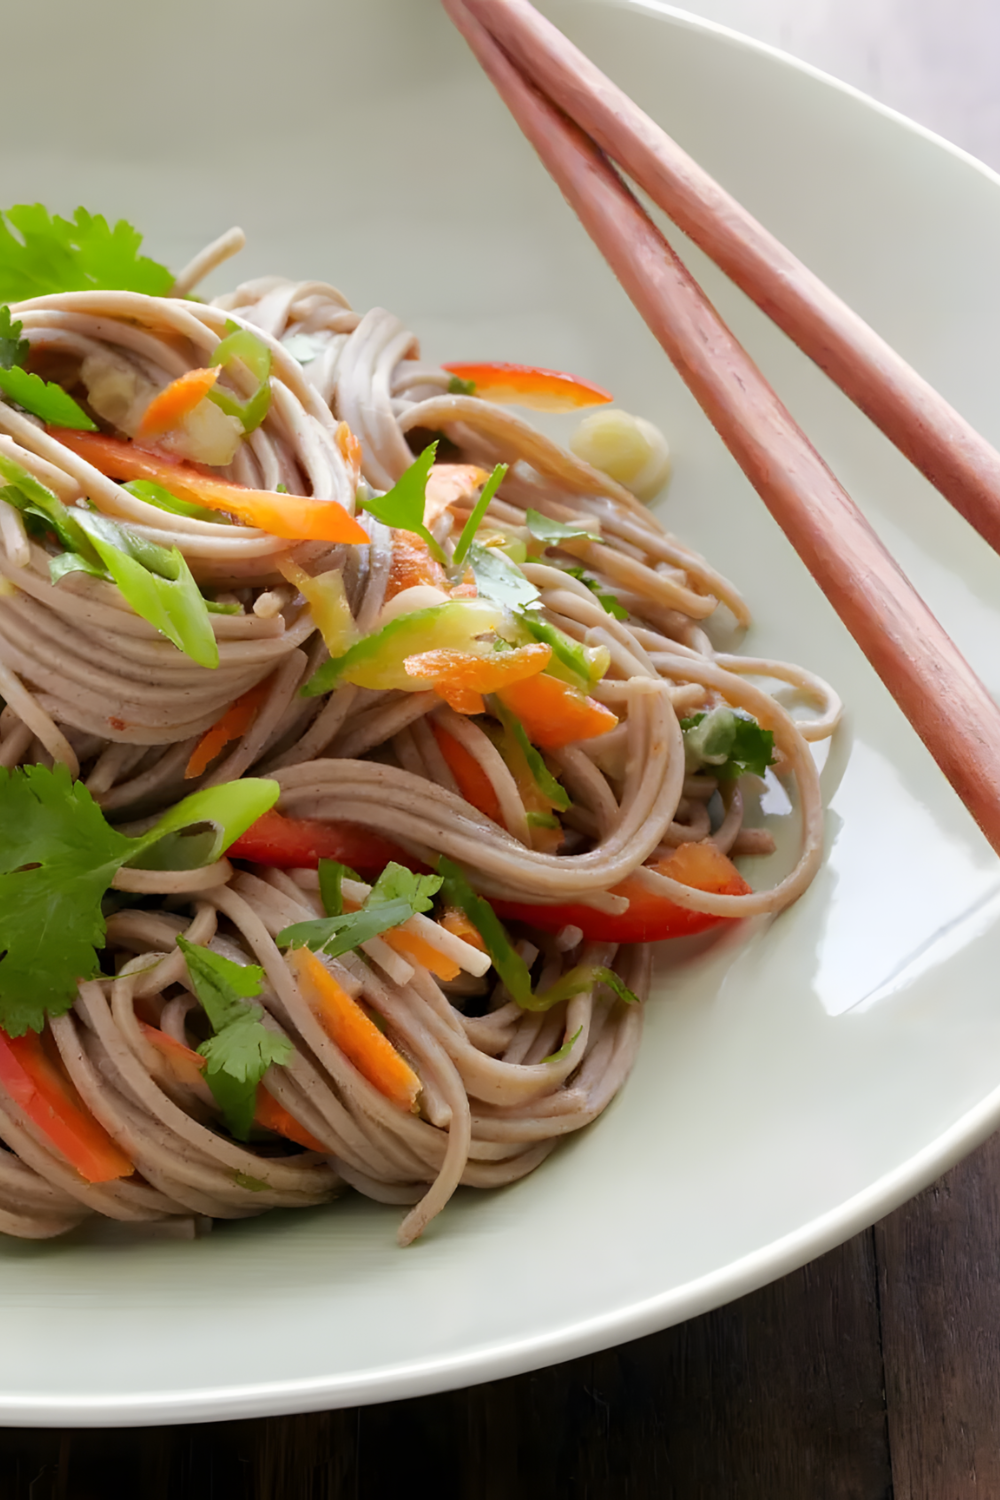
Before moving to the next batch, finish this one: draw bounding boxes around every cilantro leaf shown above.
[0,768,279,1035]
[0,366,97,430]
[0,205,172,302]
[563,565,628,621]
[278,861,443,960]
[234,1170,270,1192]
[680,707,775,779]
[360,444,447,565]
[451,463,508,567]
[447,374,476,396]
[467,542,540,610]
[177,937,293,1140]
[0,765,134,1033]
[525,509,599,546]
[0,306,28,369]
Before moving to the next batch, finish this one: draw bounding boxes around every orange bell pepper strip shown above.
[442,361,613,413]
[496,673,618,749]
[286,947,422,1113]
[47,428,369,545]
[0,1028,134,1183]
[431,721,503,823]
[492,841,751,944]
[254,1089,329,1153]
[185,675,273,779]
[226,809,418,876]
[404,642,552,715]
[136,367,220,439]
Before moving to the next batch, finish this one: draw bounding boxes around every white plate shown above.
[3,0,1000,1426]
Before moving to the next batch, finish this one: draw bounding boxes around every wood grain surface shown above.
[4,1128,1000,1498]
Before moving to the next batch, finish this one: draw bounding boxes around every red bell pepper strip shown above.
[47,428,369,545]
[0,1028,133,1183]
[442,361,613,413]
[226,809,417,876]
[492,842,751,944]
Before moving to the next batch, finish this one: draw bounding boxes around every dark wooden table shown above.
[3,1125,998,1499]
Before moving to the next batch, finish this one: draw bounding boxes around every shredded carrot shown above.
[385,528,447,599]
[335,421,363,488]
[405,643,551,715]
[47,428,369,545]
[287,947,422,1112]
[185,676,273,779]
[440,907,488,953]
[254,1089,329,1153]
[384,928,460,981]
[136,367,220,439]
[139,1023,207,1092]
[496,673,618,749]
[431,721,503,823]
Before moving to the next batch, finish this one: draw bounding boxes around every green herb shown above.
[277,862,443,959]
[74,510,219,669]
[275,483,288,494]
[0,306,27,368]
[524,964,639,1014]
[0,305,96,430]
[0,365,97,430]
[208,320,272,434]
[451,463,507,567]
[359,443,447,565]
[177,938,293,1141]
[0,205,173,302]
[491,697,570,811]
[467,542,540,610]
[447,374,476,396]
[526,811,560,829]
[525,509,599,546]
[123,478,226,525]
[542,1026,583,1064]
[437,857,535,1008]
[0,767,278,1035]
[680,707,775,779]
[563,565,628,621]
[0,452,101,561]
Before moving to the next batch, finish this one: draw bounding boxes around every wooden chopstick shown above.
[456,0,1000,561]
[442,0,1000,857]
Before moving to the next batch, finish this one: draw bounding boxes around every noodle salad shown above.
[0,206,840,1244]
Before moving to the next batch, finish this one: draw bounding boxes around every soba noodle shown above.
[0,252,840,1244]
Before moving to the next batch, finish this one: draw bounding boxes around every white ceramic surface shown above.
[2,0,1000,1426]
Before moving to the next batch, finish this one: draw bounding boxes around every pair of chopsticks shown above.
[442,0,1000,857]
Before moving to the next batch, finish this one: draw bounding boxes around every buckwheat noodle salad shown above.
[0,208,840,1246]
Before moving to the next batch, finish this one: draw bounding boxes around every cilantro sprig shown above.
[0,205,172,302]
[680,707,775,780]
[360,443,447,565]
[0,767,279,1036]
[176,938,293,1140]
[277,861,443,959]
[562,565,628,621]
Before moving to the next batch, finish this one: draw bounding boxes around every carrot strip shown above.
[431,721,503,823]
[139,1023,207,1092]
[286,947,422,1112]
[383,929,461,982]
[47,428,369,545]
[496,673,617,748]
[442,360,612,412]
[254,1089,329,1153]
[136,367,220,439]
[440,907,488,953]
[405,643,551,714]
[385,529,447,600]
[335,421,363,488]
[185,676,273,779]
